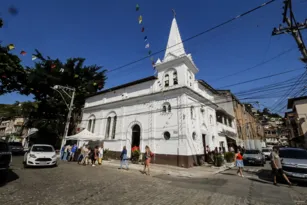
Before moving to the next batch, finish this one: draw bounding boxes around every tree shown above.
[22,50,107,146]
[0,44,28,95]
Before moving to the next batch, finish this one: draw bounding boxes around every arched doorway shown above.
[131,124,141,148]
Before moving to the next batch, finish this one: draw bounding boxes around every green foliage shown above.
[0,46,107,146]
[224,152,235,162]
[103,149,110,160]
[131,150,140,163]
[0,45,28,95]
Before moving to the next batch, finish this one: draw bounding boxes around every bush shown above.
[224,152,235,163]
[103,149,110,160]
[214,154,224,167]
[131,150,140,164]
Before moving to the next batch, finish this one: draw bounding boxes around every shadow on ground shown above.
[255,169,307,187]
[0,169,19,187]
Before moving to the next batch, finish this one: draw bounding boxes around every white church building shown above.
[80,17,237,167]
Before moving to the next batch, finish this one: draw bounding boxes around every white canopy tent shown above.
[65,129,103,141]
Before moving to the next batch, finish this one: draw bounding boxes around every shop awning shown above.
[66,129,103,141]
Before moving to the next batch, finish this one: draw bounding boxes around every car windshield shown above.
[279,149,307,159]
[245,150,260,154]
[32,146,54,152]
[262,149,270,152]
[9,142,22,146]
[0,142,9,151]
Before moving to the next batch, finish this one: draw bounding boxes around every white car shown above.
[23,144,57,168]
[262,147,272,160]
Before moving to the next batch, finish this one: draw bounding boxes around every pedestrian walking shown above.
[60,145,65,160]
[118,146,129,170]
[271,146,292,186]
[98,144,104,165]
[77,144,85,164]
[69,144,77,161]
[142,145,153,176]
[235,149,244,177]
[91,146,99,167]
[80,145,90,165]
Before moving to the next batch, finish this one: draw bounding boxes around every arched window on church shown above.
[111,115,117,139]
[105,117,111,138]
[162,102,171,113]
[173,71,178,85]
[165,74,169,87]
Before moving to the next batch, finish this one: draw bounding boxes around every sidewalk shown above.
[101,159,234,178]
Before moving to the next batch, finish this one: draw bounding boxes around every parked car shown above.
[23,144,57,168]
[262,147,272,160]
[279,147,307,181]
[0,140,12,184]
[243,149,265,166]
[8,141,24,155]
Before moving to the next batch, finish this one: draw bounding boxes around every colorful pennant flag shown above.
[145,43,150,49]
[51,64,56,69]
[0,19,3,28]
[148,50,152,55]
[144,36,147,41]
[136,4,140,11]
[32,55,37,61]
[8,44,15,50]
[8,6,18,16]
[20,51,26,56]
[141,27,145,32]
[60,68,64,72]
[138,15,143,24]
[74,74,79,78]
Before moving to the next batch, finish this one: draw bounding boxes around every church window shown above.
[165,74,169,87]
[190,106,195,119]
[91,119,96,133]
[173,71,178,85]
[162,102,171,113]
[164,131,171,140]
[192,132,196,140]
[87,119,92,131]
[163,105,167,113]
[105,117,111,138]
[111,116,117,139]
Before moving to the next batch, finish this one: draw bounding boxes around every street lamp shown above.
[51,85,76,149]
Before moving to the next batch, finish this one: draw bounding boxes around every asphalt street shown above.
[0,157,307,205]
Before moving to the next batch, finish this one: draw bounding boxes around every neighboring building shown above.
[0,117,26,141]
[80,17,237,168]
[285,96,307,148]
[264,127,279,147]
[215,91,264,150]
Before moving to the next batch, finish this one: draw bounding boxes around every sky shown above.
[0,0,306,114]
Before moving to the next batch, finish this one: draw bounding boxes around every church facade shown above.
[80,17,237,167]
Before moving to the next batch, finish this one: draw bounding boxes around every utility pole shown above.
[272,0,307,63]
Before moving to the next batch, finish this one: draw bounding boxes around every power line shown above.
[217,67,305,89]
[214,47,295,81]
[106,0,277,74]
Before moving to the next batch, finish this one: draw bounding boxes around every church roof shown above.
[198,80,218,94]
[87,76,157,98]
[164,17,186,60]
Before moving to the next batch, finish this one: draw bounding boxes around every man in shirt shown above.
[69,144,78,161]
[271,146,292,186]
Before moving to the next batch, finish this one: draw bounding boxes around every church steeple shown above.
[163,17,186,61]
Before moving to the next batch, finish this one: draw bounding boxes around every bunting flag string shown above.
[20,51,26,56]
[135,4,156,69]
